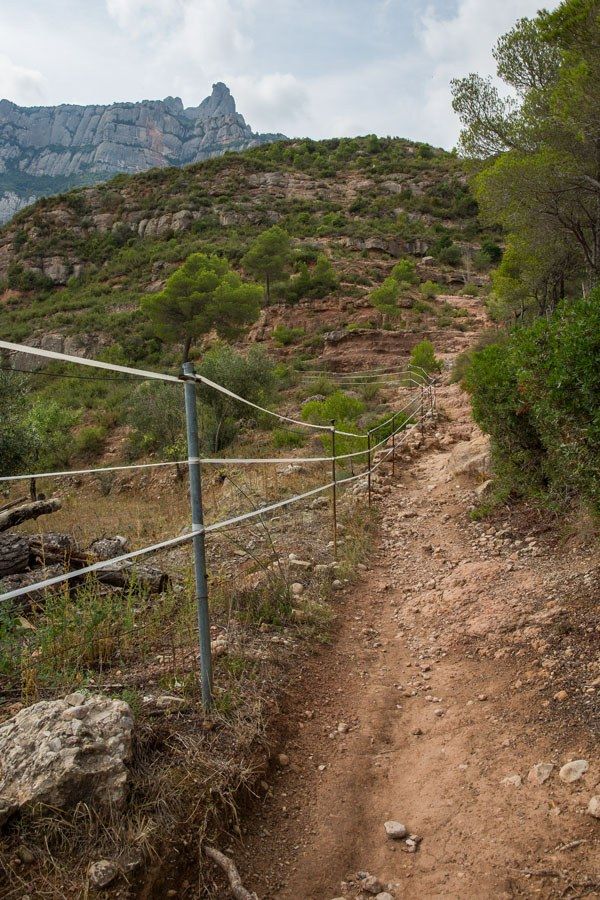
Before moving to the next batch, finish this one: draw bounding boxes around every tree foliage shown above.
[452,2,600,290]
[141,253,262,361]
[370,276,401,327]
[241,226,291,303]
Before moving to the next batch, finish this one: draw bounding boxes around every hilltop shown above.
[0,83,284,223]
[0,135,497,373]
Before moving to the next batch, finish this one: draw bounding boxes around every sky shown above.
[0,0,551,148]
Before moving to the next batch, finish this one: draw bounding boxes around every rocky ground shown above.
[234,379,600,899]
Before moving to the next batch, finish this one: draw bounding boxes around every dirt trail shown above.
[239,377,599,899]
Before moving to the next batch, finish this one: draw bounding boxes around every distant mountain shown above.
[0,82,285,223]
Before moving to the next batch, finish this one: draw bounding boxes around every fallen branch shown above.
[0,498,61,533]
[0,495,28,514]
[204,846,258,900]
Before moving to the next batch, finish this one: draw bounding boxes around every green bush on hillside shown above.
[464,291,600,512]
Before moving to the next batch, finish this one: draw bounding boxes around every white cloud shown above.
[0,53,44,104]
[229,73,308,132]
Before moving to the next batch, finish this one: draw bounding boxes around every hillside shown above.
[0,135,496,374]
[0,83,284,223]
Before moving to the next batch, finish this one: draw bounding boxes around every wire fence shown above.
[0,339,437,709]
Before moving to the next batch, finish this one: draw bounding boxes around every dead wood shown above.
[0,498,61,533]
[0,534,30,577]
[204,846,258,900]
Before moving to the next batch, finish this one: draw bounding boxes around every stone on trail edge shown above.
[0,692,134,826]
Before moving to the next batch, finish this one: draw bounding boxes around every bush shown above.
[391,258,418,285]
[273,324,305,346]
[272,428,305,448]
[410,340,443,374]
[464,291,600,512]
[419,280,439,299]
[75,425,107,455]
[437,244,463,267]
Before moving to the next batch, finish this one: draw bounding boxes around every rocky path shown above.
[239,379,599,899]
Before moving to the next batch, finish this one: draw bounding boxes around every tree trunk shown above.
[182,335,192,364]
[0,498,61,533]
[265,272,271,305]
[0,534,30,577]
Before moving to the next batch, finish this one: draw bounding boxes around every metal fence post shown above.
[420,385,425,439]
[367,429,372,508]
[330,421,338,560]
[182,362,213,710]
[391,413,396,477]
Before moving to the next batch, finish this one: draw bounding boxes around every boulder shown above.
[447,435,491,478]
[0,693,134,826]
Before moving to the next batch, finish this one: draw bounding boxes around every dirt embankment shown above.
[235,378,599,899]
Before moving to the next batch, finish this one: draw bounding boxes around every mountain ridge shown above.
[0,83,285,223]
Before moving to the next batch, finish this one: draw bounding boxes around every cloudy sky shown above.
[0,0,550,148]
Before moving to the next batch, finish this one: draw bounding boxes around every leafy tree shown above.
[241,226,291,304]
[370,277,401,328]
[451,4,600,290]
[140,253,262,362]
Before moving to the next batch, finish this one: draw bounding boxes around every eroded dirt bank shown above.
[237,380,599,900]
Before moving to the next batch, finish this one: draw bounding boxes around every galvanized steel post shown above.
[391,413,396,477]
[182,361,213,709]
[330,421,338,560]
[367,429,372,507]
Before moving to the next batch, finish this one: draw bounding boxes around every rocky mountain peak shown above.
[0,83,285,224]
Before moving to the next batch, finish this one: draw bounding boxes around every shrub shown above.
[410,340,443,374]
[464,291,600,512]
[75,425,107,455]
[419,280,439,299]
[437,244,463,267]
[391,258,418,285]
[272,428,305,448]
[273,324,305,346]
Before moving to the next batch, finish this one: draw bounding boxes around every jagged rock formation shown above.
[0,83,284,222]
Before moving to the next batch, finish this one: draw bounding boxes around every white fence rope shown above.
[0,407,432,603]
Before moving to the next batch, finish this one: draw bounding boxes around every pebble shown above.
[337,722,349,734]
[527,763,554,785]
[501,774,522,787]
[88,860,119,889]
[291,582,304,597]
[553,690,568,701]
[362,875,384,894]
[277,753,290,767]
[588,796,600,818]
[559,759,589,783]
[376,894,394,900]
[384,820,407,839]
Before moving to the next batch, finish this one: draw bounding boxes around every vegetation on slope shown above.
[453,0,600,516]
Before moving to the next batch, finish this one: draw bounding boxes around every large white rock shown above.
[447,435,491,477]
[0,693,134,826]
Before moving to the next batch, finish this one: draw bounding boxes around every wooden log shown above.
[0,564,66,603]
[0,534,30,577]
[0,499,61,533]
[95,563,169,594]
[29,532,80,566]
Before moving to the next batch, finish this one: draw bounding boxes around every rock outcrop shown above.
[0,82,284,222]
[0,693,134,826]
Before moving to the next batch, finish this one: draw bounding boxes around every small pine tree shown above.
[241,226,291,304]
[141,253,262,362]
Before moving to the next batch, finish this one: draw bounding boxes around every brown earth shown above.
[234,365,599,898]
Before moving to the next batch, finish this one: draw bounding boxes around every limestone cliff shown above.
[0,83,284,222]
